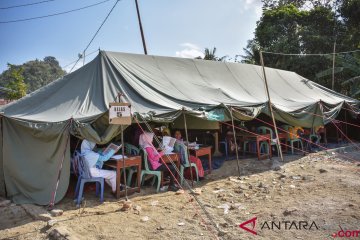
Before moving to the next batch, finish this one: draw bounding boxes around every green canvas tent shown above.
[0,51,358,204]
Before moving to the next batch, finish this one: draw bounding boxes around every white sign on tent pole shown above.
[109,102,131,125]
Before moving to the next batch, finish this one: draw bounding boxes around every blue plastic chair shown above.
[73,151,104,207]
[281,125,304,155]
[257,126,279,155]
[174,143,199,185]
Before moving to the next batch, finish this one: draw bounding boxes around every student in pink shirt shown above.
[139,131,179,191]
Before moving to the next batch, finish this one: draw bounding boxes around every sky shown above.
[0,0,263,73]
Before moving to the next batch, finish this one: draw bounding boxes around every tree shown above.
[0,56,66,93]
[242,0,360,96]
[202,47,228,61]
[5,64,27,100]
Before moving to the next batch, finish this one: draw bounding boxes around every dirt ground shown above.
[1,148,359,240]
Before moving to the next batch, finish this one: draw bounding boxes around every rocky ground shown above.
[0,147,359,240]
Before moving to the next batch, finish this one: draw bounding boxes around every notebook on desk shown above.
[111,154,128,160]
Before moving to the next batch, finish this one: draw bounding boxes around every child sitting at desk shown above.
[81,139,117,193]
[139,131,179,191]
[174,130,204,179]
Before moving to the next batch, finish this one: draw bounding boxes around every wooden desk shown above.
[105,155,142,199]
[237,134,272,160]
[189,146,212,173]
[160,153,180,184]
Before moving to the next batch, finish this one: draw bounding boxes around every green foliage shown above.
[203,47,228,61]
[0,56,66,93]
[4,64,27,100]
[242,0,360,98]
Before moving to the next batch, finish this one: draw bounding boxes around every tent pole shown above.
[182,110,194,187]
[121,124,128,200]
[259,51,284,162]
[118,93,128,200]
[229,107,242,177]
[135,0,148,55]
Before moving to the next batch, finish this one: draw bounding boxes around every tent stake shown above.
[229,107,242,177]
[182,110,194,187]
[259,51,284,162]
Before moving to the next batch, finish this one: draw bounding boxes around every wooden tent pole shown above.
[182,110,194,187]
[118,93,128,200]
[259,51,284,162]
[229,107,242,177]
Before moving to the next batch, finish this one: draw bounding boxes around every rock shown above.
[121,201,132,211]
[283,208,298,216]
[48,228,68,240]
[289,185,296,189]
[133,205,141,215]
[178,222,185,226]
[150,201,158,206]
[47,226,80,240]
[302,175,315,181]
[278,174,287,179]
[272,160,282,171]
[217,193,226,198]
[319,169,328,173]
[221,197,228,202]
[291,176,301,180]
[220,222,229,228]
[156,225,165,231]
[176,189,185,195]
[239,184,247,190]
[213,189,225,193]
[50,209,63,217]
[47,219,58,227]
[0,200,11,207]
[140,216,150,222]
[193,188,202,195]
[300,165,305,169]
[248,185,253,189]
[257,182,264,188]
[234,189,243,194]
[272,181,277,184]
[217,204,230,214]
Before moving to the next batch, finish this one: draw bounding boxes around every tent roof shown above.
[1,51,358,122]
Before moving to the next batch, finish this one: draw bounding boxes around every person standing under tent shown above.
[139,130,179,191]
[81,140,117,193]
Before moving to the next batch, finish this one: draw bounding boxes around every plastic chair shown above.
[124,143,140,186]
[73,151,104,207]
[174,143,199,185]
[281,125,304,154]
[139,148,162,192]
[257,126,279,155]
[219,139,228,160]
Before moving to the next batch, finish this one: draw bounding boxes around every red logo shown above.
[239,217,257,235]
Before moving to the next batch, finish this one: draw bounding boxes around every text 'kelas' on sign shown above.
[109,102,131,125]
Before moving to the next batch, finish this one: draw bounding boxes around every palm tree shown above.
[203,47,228,61]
